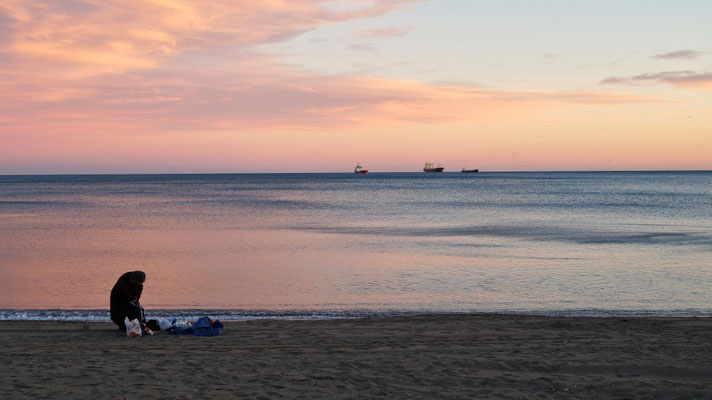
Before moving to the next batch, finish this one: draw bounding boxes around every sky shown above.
[1,0,710,173]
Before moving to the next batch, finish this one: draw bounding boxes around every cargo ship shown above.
[461,167,479,173]
[354,164,369,174]
[423,162,444,172]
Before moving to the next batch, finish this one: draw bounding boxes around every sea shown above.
[1,171,711,321]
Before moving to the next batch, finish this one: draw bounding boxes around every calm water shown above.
[1,172,711,320]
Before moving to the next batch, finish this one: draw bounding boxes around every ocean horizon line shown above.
[2,169,711,177]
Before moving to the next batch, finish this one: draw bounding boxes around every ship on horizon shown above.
[354,164,369,174]
[423,162,444,173]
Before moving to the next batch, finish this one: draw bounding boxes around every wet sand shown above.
[1,314,711,399]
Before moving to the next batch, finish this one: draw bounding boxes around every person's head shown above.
[129,270,146,285]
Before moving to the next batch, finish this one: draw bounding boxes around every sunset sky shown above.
[1,0,710,173]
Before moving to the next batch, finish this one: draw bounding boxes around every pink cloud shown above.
[666,73,712,90]
[357,26,413,38]
[0,0,657,129]
[0,65,661,139]
[651,50,701,60]
[0,1,421,76]
[600,71,712,91]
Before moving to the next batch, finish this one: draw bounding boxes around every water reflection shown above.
[1,172,711,313]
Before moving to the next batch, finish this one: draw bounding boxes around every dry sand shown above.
[1,314,711,399]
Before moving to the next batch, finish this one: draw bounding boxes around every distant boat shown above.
[423,162,444,173]
[354,164,369,174]
[461,167,479,173]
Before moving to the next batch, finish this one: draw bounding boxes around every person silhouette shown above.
[110,270,149,334]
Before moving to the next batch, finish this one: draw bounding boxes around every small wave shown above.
[2,308,712,322]
[0,309,383,322]
[295,225,712,246]
[0,200,84,207]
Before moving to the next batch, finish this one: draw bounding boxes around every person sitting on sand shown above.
[110,270,150,334]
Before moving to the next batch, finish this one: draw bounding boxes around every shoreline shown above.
[3,308,712,322]
[2,314,711,399]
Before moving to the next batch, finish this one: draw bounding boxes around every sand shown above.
[1,314,711,399]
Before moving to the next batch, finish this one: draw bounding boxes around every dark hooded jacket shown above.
[110,271,144,329]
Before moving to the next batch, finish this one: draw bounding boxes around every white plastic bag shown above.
[125,317,142,337]
[158,317,177,331]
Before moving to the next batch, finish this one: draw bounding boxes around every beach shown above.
[2,314,711,399]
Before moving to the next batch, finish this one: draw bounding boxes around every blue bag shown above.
[170,316,224,336]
